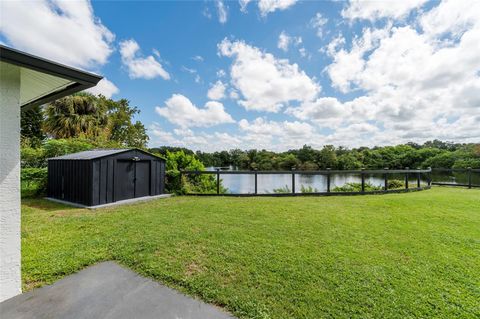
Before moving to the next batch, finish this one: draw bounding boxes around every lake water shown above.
[205,167,479,194]
[206,167,428,194]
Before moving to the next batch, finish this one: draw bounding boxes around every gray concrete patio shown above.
[0,261,235,319]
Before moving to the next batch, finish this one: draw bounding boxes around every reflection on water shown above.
[431,171,480,186]
[218,173,386,194]
[205,167,478,193]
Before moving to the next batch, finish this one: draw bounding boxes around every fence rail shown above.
[180,168,433,196]
[431,167,479,189]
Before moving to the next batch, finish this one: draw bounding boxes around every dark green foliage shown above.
[21,167,47,197]
[333,182,382,192]
[272,185,291,193]
[42,93,148,147]
[44,93,108,139]
[160,151,225,194]
[98,96,148,148]
[169,141,480,170]
[300,185,319,193]
[387,179,405,189]
[21,105,45,147]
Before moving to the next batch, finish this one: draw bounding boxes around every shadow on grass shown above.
[21,197,77,212]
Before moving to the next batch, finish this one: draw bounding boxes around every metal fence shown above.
[431,168,480,188]
[180,168,433,196]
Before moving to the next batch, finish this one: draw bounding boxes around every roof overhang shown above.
[0,45,102,110]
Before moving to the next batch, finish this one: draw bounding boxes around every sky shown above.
[1,0,479,151]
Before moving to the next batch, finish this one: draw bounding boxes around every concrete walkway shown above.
[0,261,235,319]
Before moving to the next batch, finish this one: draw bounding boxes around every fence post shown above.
[254,168,258,195]
[216,168,220,194]
[291,167,296,194]
[327,168,331,193]
[405,167,409,189]
[468,167,472,189]
[427,167,432,186]
[361,168,365,193]
[384,168,389,191]
[417,168,421,188]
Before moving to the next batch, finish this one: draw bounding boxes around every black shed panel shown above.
[48,149,166,207]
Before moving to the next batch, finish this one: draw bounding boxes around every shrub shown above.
[161,150,226,194]
[272,185,291,193]
[300,185,319,193]
[333,182,382,192]
[21,167,47,197]
[387,179,405,189]
[21,146,46,168]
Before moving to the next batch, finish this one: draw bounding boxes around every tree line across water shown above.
[19,93,479,196]
[151,141,480,171]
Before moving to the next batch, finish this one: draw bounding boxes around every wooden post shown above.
[327,168,331,193]
[417,168,421,188]
[405,167,409,189]
[254,169,258,194]
[291,168,296,194]
[384,168,389,191]
[361,168,365,193]
[468,167,472,189]
[216,168,220,194]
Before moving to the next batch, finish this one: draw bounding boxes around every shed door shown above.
[135,161,151,198]
[115,159,151,201]
[115,160,135,201]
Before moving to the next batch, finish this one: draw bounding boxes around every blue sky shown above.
[1,0,479,151]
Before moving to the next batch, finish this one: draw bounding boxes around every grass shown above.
[22,187,480,318]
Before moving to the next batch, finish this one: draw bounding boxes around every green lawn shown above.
[22,187,479,319]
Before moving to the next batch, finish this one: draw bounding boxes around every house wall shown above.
[0,63,21,301]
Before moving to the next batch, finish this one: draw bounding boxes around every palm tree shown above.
[43,93,109,139]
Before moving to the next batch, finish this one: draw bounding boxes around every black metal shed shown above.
[47,149,166,207]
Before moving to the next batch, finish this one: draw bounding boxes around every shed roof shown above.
[0,45,102,110]
[48,149,164,161]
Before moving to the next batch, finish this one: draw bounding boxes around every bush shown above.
[161,150,226,194]
[387,179,405,189]
[333,182,382,192]
[272,185,291,193]
[21,146,46,168]
[300,185,319,193]
[21,167,47,197]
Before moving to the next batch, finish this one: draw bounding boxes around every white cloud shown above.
[420,0,480,37]
[182,66,201,83]
[207,81,227,100]
[277,31,290,51]
[149,123,244,152]
[239,0,298,16]
[239,0,251,13]
[86,78,119,98]
[277,31,302,52]
[289,0,480,145]
[119,39,170,80]
[258,0,298,16]
[192,55,204,62]
[342,0,428,22]
[0,0,114,70]
[310,13,328,38]
[155,94,235,128]
[217,69,227,78]
[216,0,228,24]
[218,38,320,112]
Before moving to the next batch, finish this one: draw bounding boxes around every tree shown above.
[43,93,108,139]
[21,105,45,147]
[316,145,337,169]
[98,96,148,148]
